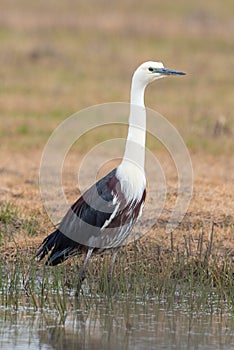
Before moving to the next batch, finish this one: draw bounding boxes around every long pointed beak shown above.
[155,67,186,76]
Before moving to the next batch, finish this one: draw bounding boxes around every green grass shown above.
[0,198,233,317]
[0,203,39,244]
[0,203,18,225]
[0,220,234,318]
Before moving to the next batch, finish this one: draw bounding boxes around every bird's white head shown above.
[132,61,186,88]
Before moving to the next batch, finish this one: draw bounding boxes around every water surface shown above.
[1,298,234,350]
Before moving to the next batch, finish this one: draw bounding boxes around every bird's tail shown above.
[36,230,82,266]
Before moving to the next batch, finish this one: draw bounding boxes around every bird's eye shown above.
[148,67,154,72]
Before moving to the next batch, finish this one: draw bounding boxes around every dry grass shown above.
[0,150,233,257]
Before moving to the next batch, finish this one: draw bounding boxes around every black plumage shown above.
[36,168,146,266]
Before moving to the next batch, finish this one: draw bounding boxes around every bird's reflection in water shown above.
[1,299,233,350]
[39,327,124,350]
[38,307,131,350]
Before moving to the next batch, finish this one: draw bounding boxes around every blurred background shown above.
[0,0,233,155]
[0,0,233,233]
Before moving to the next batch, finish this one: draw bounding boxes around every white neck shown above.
[121,76,146,170]
[116,75,147,200]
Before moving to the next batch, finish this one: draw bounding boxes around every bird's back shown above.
[36,167,146,265]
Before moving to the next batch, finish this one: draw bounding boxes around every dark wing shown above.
[36,168,146,265]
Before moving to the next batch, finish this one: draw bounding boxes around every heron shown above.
[36,61,185,292]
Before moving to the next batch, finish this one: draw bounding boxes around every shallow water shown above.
[1,298,234,350]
